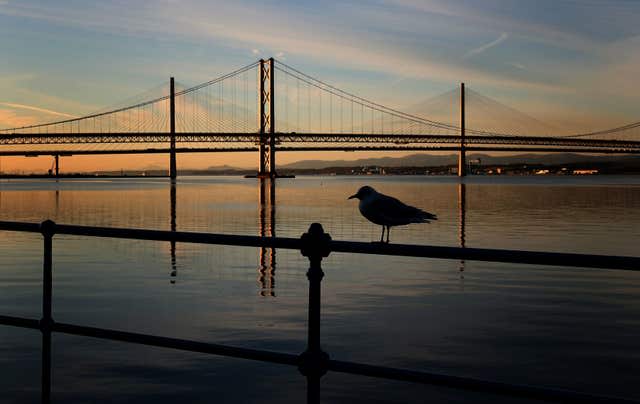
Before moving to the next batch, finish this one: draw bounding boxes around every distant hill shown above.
[280,153,640,169]
[142,164,166,171]
[205,164,245,171]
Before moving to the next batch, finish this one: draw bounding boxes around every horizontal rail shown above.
[52,321,299,367]
[0,315,41,330]
[0,315,635,403]
[328,360,638,403]
[329,240,640,271]
[0,221,638,271]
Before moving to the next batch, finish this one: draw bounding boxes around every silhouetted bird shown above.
[348,185,437,243]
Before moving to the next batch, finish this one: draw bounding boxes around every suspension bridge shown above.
[2,58,640,177]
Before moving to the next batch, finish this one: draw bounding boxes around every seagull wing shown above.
[370,193,437,226]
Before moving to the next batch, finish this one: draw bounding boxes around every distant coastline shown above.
[2,153,639,178]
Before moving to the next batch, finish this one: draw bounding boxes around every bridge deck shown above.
[1,132,639,151]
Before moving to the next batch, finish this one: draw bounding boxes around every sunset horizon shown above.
[2,1,640,172]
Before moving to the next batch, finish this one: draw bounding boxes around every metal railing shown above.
[0,219,639,404]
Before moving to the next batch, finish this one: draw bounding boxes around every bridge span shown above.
[2,58,640,177]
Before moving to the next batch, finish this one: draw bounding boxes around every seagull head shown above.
[348,185,377,200]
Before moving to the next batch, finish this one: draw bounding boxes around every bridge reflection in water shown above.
[258,178,277,296]
[165,177,467,292]
[166,178,277,292]
[166,177,278,294]
[164,178,469,292]
[169,181,177,283]
[458,182,466,278]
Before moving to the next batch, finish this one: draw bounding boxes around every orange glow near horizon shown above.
[0,151,427,174]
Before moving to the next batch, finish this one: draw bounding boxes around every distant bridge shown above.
[2,58,640,177]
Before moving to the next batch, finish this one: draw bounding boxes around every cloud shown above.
[0,1,571,93]
[0,109,39,128]
[0,0,635,128]
[568,34,640,105]
[0,102,77,118]
[385,0,599,53]
[464,33,508,59]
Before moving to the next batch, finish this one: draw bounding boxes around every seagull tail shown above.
[417,210,437,222]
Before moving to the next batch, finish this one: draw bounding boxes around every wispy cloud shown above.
[0,1,571,93]
[464,33,508,59]
[1,0,638,128]
[385,0,599,53]
[0,109,38,128]
[0,102,77,118]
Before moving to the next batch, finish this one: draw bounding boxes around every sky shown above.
[1,0,640,172]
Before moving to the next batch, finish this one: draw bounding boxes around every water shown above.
[0,175,639,403]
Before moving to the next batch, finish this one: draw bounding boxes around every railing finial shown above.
[39,219,56,237]
[301,223,331,260]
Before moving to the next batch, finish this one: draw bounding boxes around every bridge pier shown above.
[169,77,177,180]
[458,82,466,177]
[54,155,59,178]
[258,58,277,178]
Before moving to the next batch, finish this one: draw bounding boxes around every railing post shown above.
[39,219,56,404]
[299,223,331,404]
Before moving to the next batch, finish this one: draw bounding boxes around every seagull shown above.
[348,185,437,243]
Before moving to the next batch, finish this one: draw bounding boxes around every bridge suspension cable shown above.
[0,57,639,154]
[0,61,260,138]
[273,60,461,137]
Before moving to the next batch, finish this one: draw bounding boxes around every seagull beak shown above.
[348,194,357,200]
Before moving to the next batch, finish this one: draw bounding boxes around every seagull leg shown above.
[380,226,385,243]
[386,226,390,243]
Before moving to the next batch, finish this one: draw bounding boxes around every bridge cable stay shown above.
[0,86,168,153]
[172,63,259,136]
[273,60,462,137]
[0,62,262,157]
[563,121,640,139]
[0,61,259,136]
[463,88,563,137]
[0,82,171,136]
[274,59,640,143]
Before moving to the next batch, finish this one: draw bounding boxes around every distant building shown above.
[359,166,385,175]
[573,169,598,175]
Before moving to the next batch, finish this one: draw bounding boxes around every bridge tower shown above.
[259,58,276,178]
[169,77,177,180]
[458,82,466,177]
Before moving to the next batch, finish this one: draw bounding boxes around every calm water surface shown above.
[0,175,639,403]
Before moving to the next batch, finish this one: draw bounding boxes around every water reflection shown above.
[458,182,466,279]
[1,176,640,401]
[170,181,177,284]
[258,178,276,297]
